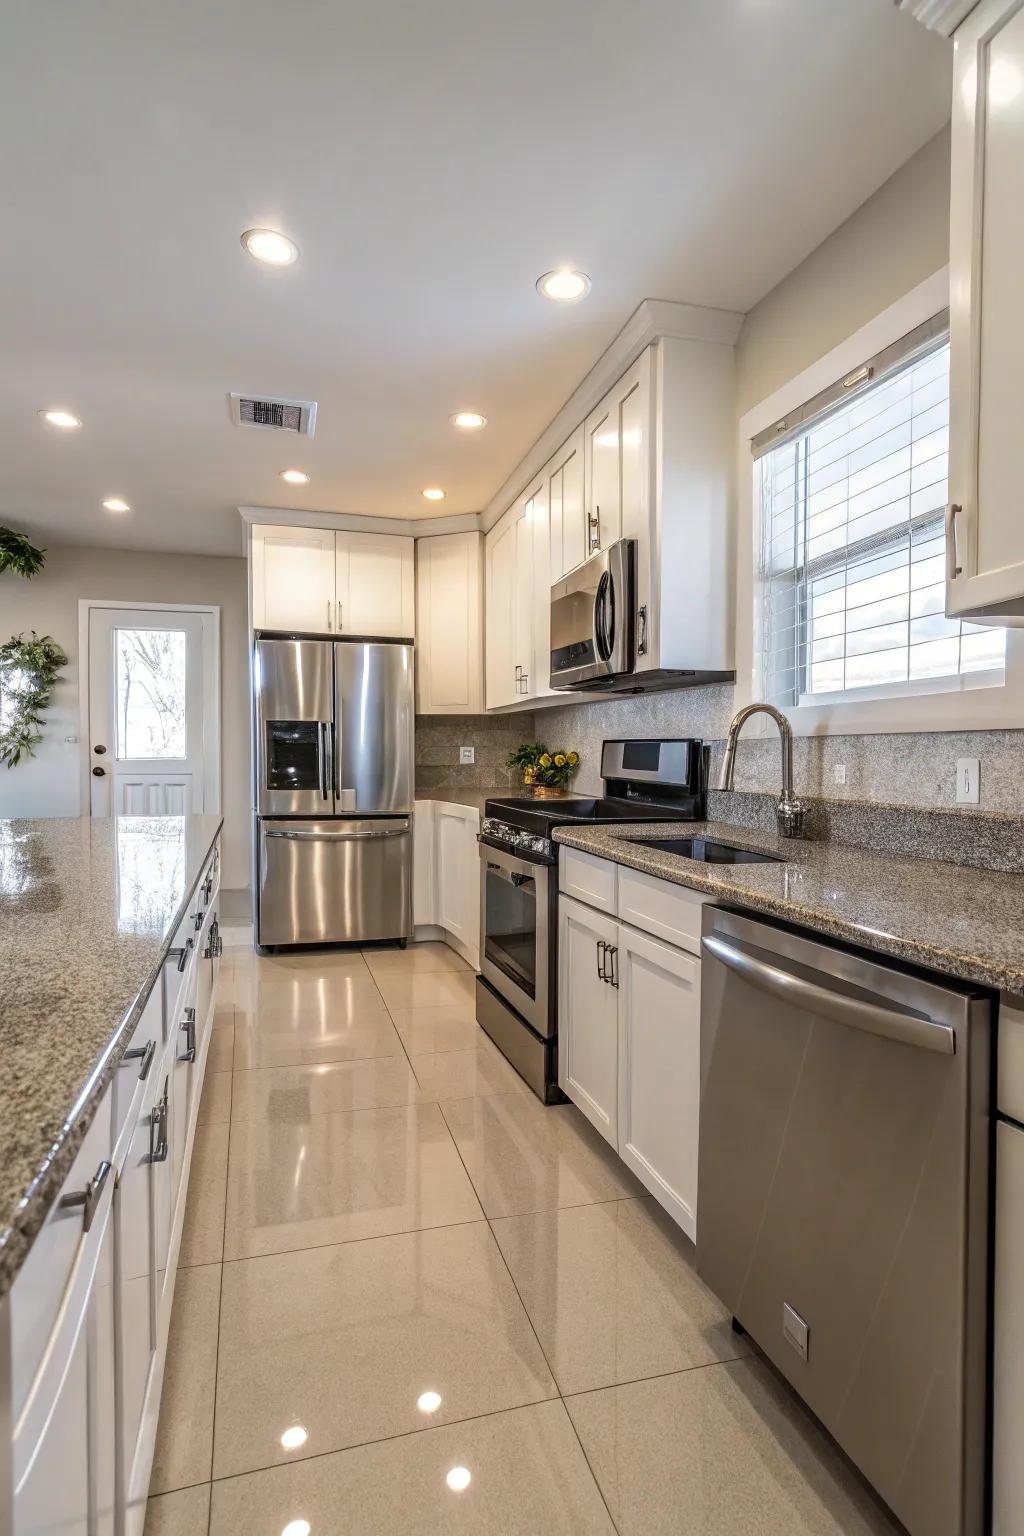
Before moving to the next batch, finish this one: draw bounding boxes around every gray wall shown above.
[0,545,250,887]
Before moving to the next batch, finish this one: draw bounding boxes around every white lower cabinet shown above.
[558,849,705,1241]
[413,799,480,967]
[558,896,620,1145]
[994,1118,1024,1532]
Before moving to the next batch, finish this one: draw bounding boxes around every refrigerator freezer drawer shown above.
[258,818,412,946]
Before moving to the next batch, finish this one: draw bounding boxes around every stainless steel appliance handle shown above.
[317,721,330,801]
[701,934,955,1055]
[264,826,409,842]
[486,860,533,888]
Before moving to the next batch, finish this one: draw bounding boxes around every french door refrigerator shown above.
[255,635,414,947]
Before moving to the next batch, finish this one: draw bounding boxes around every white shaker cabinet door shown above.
[415,532,484,713]
[616,923,700,1241]
[251,525,336,634]
[547,426,586,581]
[558,896,620,1146]
[485,512,517,708]
[513,492,536,698]
[436,804,478,953]
[582,351,651,561]
[994,1118,1024,1534]
[948,0,1024,621]
[337,532,415,638]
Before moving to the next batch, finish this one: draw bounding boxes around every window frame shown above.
[734,268,1024,739]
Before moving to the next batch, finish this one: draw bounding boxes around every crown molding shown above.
[480,296,744,529]
[894,0,976,34]
[237,505,482,542]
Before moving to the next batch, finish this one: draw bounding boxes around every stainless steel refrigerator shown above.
[254,635,414,947]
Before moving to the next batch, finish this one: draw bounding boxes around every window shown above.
[755,320,1004,708]
[115,627,188,758]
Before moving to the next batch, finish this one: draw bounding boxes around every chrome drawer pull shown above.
[179,1006,196,1063]
[121,1038,156,1081]
[149,1083,169,1162]
[60,1160,112,1232]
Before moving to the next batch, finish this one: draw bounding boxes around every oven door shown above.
[550,537,635,690]
[479,843,551,1037]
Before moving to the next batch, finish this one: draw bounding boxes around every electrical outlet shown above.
[833,764,847,786]
[956,757,980,805]
[459,746,475,765]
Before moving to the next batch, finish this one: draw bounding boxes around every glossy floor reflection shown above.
[148,943,902,1536]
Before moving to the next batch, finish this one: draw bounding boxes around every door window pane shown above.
[115,628,187,759]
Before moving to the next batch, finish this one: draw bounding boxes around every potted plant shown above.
[505,742,546,786]
[533,748,581,797]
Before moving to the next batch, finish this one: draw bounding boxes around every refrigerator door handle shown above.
[318,722,330,801]
[264,826,410,842]
[324,721,335,802]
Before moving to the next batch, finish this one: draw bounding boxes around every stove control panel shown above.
[481,818,553,861]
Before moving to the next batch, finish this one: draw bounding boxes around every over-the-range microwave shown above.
[549,538,637,690]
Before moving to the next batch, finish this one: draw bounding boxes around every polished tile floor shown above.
[146,943,901,1536]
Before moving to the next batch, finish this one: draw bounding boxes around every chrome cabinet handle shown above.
[701,934,955,1055]
[193,909,204,932]
[337,600,343,631]
[177,937,194,973]
[121,1038,156,1081]
[520,672,528,693]
[597,940,608,981]
[326,599,333,631]
[637,604,648,656]
[589,507,601,552]
[179,1007,196,1063]
[203,916,221,959]
[60,1160,112,1232]
[946,503,962,582]
[149,1081,169,1162]
[609,945,619,990]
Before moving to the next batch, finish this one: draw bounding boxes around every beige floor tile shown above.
[390,1004,483,1055]
[213,1223,557,1478]
[491,1197,747,1394]
[374,968,476,1010]
[230,1057,425,1121]
[440,1092,644,1218]
[235,970,383,1020]
[412,1043,528,1102]
[149,1264,221,1493]
[196,1070,231,1126]
[206,1026,233,1073]
[232,1006,401,1069]
[145,1484,211,1536]
[363,939,471,977]
[209,1400,613,1535]
[565,1359,901,1536]
[178,1121,229,1267]
[224,1102,483,1258]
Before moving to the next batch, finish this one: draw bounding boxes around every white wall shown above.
[0,545,250,886]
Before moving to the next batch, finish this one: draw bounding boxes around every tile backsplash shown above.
[415,714,537,792]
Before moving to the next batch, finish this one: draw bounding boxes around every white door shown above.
[948,0,1024,621]
[548,426,586,580]
[251,524,336,633]
[336,532,415,638]
[558,895,620,1146]
[485,513,516,708]
[617,923,700,1240]
[87,608,210,816]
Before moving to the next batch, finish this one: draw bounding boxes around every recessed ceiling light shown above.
[280,468,310,484]
[241,228,299,266]
[451,412,486,430]
[280,1522,311,1536]
[103,497,130,513]
[39,409,82,429]
[536,268,591,303]
[280,1425,308,1451]
[417,1391,442,1414]
[421,487,446,501]
[446,1466,472,1493]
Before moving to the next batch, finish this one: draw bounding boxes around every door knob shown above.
[93,743,107,755]
[92,766,106,777]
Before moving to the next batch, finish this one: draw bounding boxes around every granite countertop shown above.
[553,818,1024,995]
[0,813,223,1295]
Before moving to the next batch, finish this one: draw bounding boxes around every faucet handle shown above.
[776,796,805,839]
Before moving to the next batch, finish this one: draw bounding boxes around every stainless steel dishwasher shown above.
[698,905,991,1536]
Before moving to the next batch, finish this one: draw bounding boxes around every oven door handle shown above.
[701,935,955,1055]
[485,860,533,888]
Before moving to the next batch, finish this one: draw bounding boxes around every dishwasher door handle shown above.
[701,934,956,1056]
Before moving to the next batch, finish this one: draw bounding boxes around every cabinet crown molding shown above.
[895,0,977,34]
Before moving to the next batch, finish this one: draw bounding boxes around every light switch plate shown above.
[459,746,475,765]
[833,764,847,786]
[956,757,980,805]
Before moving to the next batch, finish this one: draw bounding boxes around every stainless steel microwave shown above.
[549,538,636,689]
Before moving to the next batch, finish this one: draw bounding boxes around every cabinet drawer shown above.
[11,1085,113,1425]
[616,865,706,956]
[559,846,617,911]
[999,995,1024,1125]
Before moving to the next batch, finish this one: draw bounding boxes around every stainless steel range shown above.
[476,738,707,1101]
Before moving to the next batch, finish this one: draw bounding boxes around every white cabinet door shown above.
[994,1118,1024,1532]
[485,512,517,708]
[616,923,700,1241]
[513,493,535,698]
[548,427,586,580]
[583,352,652,562]
[948,0,1024,621]
[527,475,554,697]
[151,1067,173,1315]
[558,896,620,1146]
[251,525,336,634]
[337,532,415,638]
[413,801,437,926]
[436,804,479,954]
[415,532,484,713]
[90,1189,117,1536]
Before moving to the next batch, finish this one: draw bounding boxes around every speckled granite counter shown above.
[0,813,222,1296]
[416,787,541,815]
[553,819,1024,995]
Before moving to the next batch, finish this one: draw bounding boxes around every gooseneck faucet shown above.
[718,703,805,838]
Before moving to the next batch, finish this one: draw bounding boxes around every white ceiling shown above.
[0,0,950,558]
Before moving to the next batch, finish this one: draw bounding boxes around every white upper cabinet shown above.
[416,531,483,713]
[947,0,1024,621]
[251,525,414,637]
[251,525,337,634]
[547,426,585,581]
[485,511,517,708]
[337,531,414,638]
[583,352,651,560]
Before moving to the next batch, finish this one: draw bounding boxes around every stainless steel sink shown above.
[632,835,785,865]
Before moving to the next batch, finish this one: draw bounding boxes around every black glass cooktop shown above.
[484,795,688,834]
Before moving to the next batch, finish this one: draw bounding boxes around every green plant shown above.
[534,748,580,788]
[0,527,46,579]
[505,742,547,773]
[0,632,68,767]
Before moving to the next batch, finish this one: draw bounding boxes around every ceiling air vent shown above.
[229,393,318,437]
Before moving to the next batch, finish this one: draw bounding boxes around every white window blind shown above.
[755,330,1005,707]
